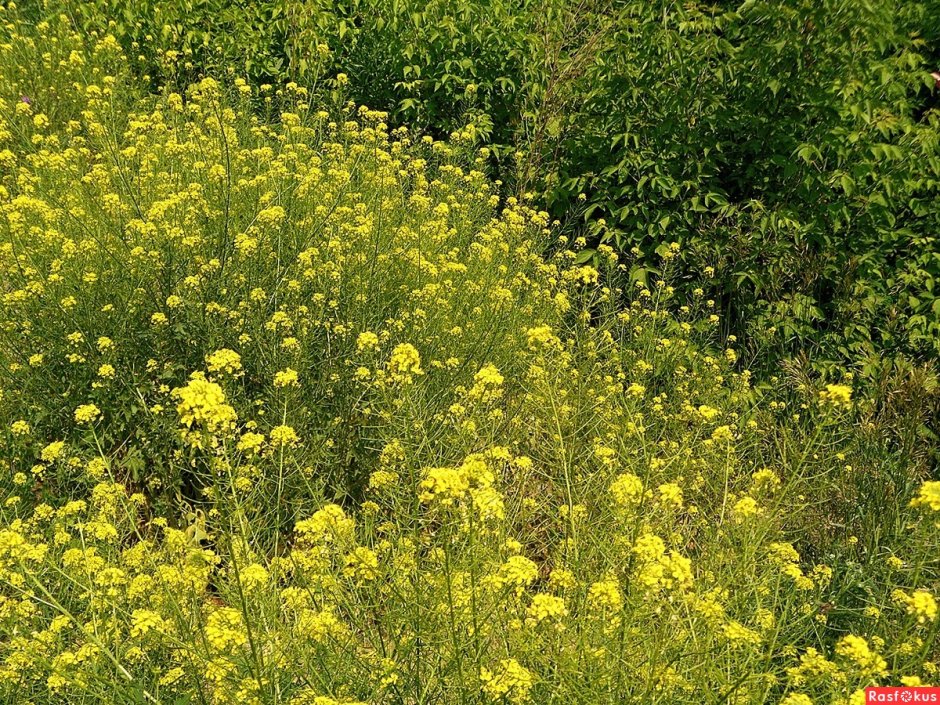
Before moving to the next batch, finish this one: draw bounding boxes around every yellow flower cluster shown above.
[911,481,940,512]
[632,533,693,593]
[480,659,535,704]
[893,589,938,624]
[386,343,423,383]
[73,404,101,424]
[835,635,888,678]
[418,453,504,522]
[172,376,238,436]
[819,383,853,408]
[205,349,243,376]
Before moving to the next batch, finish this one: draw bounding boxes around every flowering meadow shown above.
[0,4,938,705]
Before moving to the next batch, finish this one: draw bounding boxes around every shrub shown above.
[553,0,940,370]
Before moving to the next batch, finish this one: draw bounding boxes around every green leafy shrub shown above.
[553,0,940,370]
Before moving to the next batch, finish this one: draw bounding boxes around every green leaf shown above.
[840,174,855,196]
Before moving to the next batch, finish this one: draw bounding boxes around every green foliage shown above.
[60,0,554,150]
[44,0,940,375]
[554,0,940,371]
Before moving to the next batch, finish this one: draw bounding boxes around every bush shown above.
[553,0,940,370]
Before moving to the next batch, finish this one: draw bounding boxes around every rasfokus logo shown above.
[866,687,940,703]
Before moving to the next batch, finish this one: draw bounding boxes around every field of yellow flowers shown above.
[0,5,938,705]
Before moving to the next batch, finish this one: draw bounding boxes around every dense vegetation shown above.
[0,2,937,704]
[57,0,940,373]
